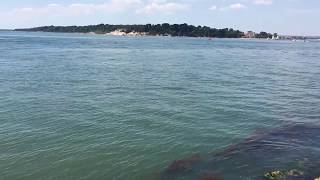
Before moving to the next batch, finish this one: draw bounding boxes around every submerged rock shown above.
[201,173,222,180]
[159,124,320,180]
[166,154,202,173]
[263,169,305,180]
[286,169,304,177]
[264,171,285,180]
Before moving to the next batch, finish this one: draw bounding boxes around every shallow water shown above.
[0,31,319,180]
[160,124,320,180]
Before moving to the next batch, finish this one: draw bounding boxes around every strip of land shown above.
[15,23,275,39]
[15,23,320,40]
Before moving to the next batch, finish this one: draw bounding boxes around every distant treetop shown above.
[15,23,248,38]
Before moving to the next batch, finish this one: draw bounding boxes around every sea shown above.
[0,31,320,180]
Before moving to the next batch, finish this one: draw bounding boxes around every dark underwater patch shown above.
[160,124,320,180]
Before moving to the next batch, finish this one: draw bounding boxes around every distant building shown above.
[272,33,280,40]
[244,31,256,38]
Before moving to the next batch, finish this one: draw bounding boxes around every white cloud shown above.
[2,0,189,22]
[253,0,273,5]
[0,0,147,28]
[209,5,217,11]
[7,0,143,17]
[209,3,247,12]
[229,3,247,10]
[210,0,273,12]
[137,1,189,14]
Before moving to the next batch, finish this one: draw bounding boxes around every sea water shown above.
[0,31,319,180]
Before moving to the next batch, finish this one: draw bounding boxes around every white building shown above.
[245,31,256,38]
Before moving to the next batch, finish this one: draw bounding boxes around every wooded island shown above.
[16,23,275,38]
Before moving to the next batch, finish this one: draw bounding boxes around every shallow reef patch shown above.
[159,123,320,180]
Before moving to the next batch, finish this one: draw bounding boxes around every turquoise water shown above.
[0,31,319,180]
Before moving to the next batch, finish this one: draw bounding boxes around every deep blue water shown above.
[0,31,319,180]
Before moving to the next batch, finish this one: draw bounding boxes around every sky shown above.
[0,0,319,35]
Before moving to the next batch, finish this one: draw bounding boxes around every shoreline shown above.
[8,30,316,42]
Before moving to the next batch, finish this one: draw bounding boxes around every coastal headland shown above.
[15,23,276,39]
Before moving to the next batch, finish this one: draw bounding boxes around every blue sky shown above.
[0,0,319,35]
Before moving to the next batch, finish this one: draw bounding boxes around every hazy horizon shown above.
[3,23,320,37]
[0,0,319,36]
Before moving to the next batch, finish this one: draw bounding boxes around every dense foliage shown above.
[255,31,273,39]
[16,23,246,38]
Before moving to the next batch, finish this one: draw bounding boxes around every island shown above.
[15,23,276,39]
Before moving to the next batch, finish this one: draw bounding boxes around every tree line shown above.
[16,23,247,38]
[16,23,276,38]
